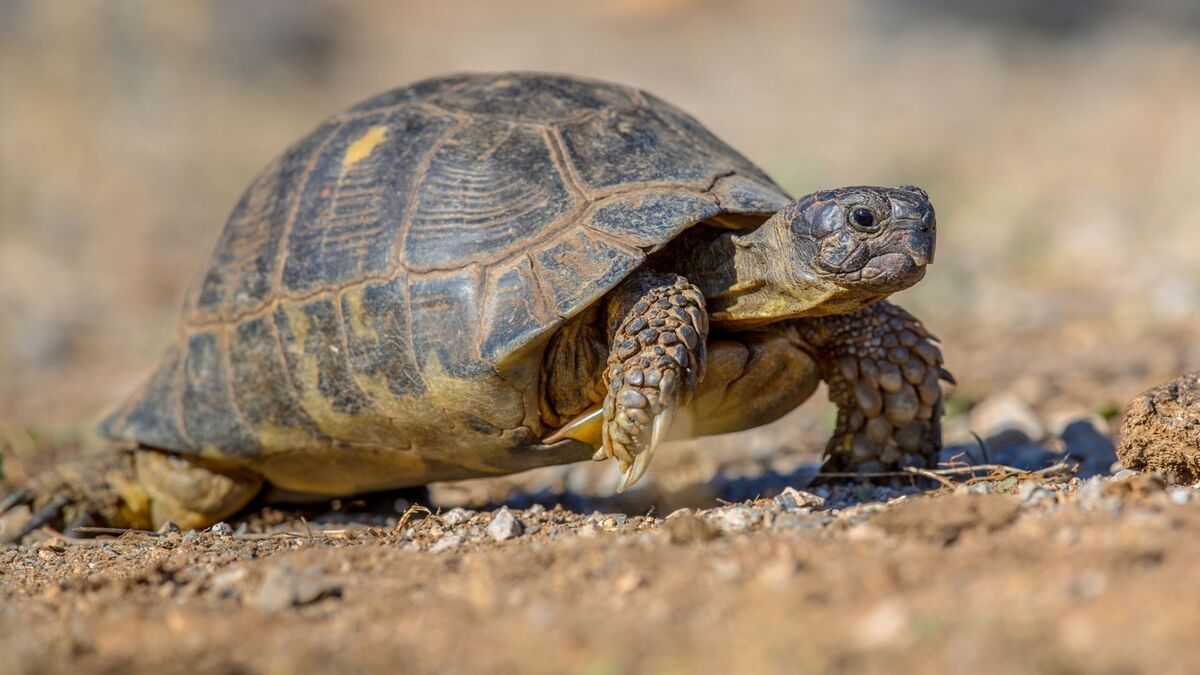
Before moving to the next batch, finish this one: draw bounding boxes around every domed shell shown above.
[98,73,791,460]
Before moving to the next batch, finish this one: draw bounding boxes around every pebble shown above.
[157,521,180,534]
[209,522,234,537]
[1017,481,1056,506]
[487,508,524,541]
[210,566,248,598]
[441,507,472,527]
[775,486,825,511]
[710,506,761,533]
[1170,488,1194,505]
[1112,469,1138,481]
[181,529,200,543]
[1074,476,1120,514]
[251,565,342,612]
[430,535,462,552]
[664,513,719,543]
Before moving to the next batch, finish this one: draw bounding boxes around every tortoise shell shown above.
[98,73,791,493]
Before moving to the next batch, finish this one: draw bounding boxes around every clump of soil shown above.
[1118,370,1200,483]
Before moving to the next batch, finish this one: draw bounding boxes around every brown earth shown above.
[4,474,1200,675]
[6,2,1200,674]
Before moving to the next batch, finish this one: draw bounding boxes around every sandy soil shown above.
[4,472,1199,675]
[5,2,1200,674]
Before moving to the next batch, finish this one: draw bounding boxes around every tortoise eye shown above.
[849,207,878,231]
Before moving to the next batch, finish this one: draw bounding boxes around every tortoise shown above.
[3,72,948,533]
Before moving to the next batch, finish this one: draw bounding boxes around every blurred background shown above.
[2,0,1200,488]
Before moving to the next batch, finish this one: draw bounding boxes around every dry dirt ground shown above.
[4,470,1200,675]
[6,2,1200,674]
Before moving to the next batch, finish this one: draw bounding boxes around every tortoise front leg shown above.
[555,270,704,491]
[790,300,952,472]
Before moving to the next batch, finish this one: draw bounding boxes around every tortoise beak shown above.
[895,199,936,267]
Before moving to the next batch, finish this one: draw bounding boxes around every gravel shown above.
[710,506,762,533]
[251,565,342,612]
[487,507,524,541]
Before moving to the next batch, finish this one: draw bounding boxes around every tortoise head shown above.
[791,185,935,292]
[711,186,936,326]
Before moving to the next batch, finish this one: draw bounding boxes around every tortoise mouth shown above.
[841,252,928,291]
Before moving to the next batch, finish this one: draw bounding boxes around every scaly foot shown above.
[601,272,707,491]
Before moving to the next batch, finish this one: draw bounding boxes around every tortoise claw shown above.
[615,405,676,493]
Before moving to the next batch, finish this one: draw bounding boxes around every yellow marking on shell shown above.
[342,288,378,343]
[259,297,558,486]
[343,125,388,168]
[280,304,404,449]
[253,421,319,455]
[402,355,522,474]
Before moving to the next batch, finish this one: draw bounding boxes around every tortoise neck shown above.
[660,213,849,329]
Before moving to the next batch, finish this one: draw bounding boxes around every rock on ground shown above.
[1118,370,1200,484]
[487,507,524,541]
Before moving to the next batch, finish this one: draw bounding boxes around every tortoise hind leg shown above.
[0,449,263,542]
[2,451,149,543]
[134,449,263,530]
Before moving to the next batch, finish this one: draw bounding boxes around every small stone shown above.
[1113,469,1138,481]
[1075,476,1107,507]
[430,535,462,552]
[158,521,181,534]
[1170,488,1194,505]
[441,507,472,527]
[1017,481,1055,506]
[252,565,342,612]
[967,482,994,495]
[487,507,524,541]
[40,537,66,554]
[775,486,825,511]
[181,529,200,542]
[663,513,719,543]
[209,522,234,537]
[710,506,761,533]
[771,513,831,531]
[211,566,248,597]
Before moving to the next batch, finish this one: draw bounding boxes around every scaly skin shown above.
[790,300,951,472]
[601,271,707,490]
